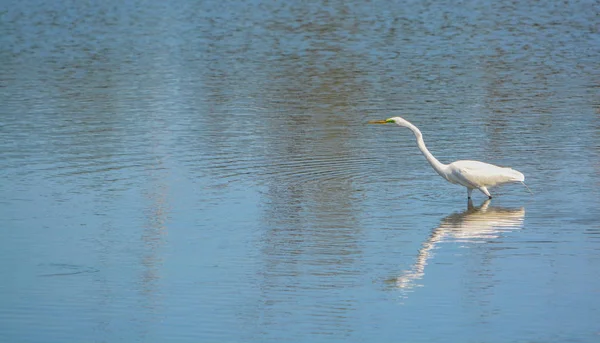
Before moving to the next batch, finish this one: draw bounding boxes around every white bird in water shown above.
[369,116,531,199]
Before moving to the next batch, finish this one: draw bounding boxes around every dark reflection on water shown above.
[1,0,600,342]
[37,263,100,277]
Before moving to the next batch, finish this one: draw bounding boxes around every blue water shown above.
[1,0,600,342]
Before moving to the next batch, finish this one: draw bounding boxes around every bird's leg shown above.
[467,198,474,210]
[467,188,473,199]
[478,186,492,199]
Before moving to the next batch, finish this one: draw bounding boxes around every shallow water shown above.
[1,0,600,342]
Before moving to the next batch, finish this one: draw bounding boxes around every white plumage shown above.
[369,116,528,199]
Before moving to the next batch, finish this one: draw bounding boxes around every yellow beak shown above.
[368,120,388,124]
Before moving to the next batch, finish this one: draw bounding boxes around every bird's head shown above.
[368,116,411,127]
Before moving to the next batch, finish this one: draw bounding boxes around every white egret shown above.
[369,117,530,199]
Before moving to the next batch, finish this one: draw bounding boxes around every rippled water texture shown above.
[1,0,600,342]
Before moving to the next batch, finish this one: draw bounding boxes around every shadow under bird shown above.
[369,117,531,199]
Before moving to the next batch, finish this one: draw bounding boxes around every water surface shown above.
[1,0,600,342]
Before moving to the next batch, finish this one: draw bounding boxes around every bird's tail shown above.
[503,168,525,182]
[521,182,533,195]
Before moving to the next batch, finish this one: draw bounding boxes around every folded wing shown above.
[448,160,524,188]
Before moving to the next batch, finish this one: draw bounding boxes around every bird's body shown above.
[445,160,524,198]
[369,116,528,199]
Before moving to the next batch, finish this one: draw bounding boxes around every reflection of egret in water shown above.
[393,199,525,290]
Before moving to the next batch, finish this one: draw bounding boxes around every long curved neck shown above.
[404,122,448,176]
